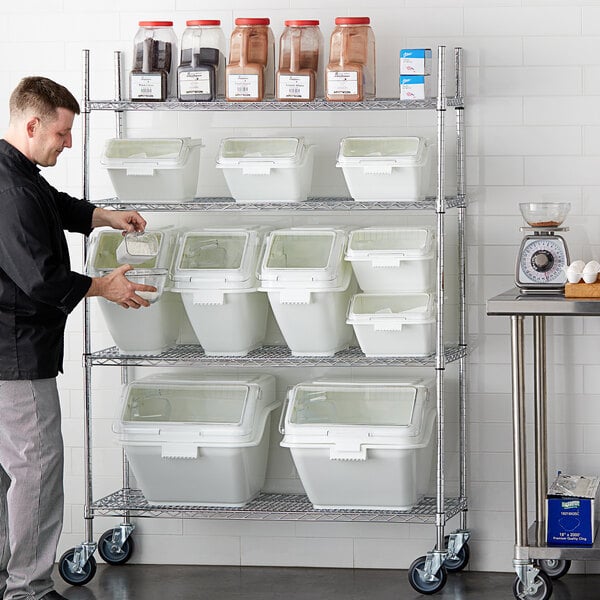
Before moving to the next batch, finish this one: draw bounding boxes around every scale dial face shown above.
[516,235,568,289]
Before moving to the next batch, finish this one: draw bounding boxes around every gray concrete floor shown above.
[52,564,600,600]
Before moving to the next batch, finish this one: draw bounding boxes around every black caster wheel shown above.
[536,558,571,580]
[512,570,552,600]
[58,548,97,586]
[443,534,470,573]
[98,529,135,565]
[408,555,448,595]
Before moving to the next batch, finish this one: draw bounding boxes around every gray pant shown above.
[0,379,64,600]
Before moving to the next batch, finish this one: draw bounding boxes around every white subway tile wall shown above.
[2,1,600,574]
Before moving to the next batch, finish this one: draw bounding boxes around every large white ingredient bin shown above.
[216,137,314,203]
[336,136,432,202]
[281,378,436,510]
[345,227,435,292]
[101,137,202,202]
[86,228,182,354]
[114,373,278,506]
[347,292,435,357]
[171,228,268,356]
[258,228,356,356]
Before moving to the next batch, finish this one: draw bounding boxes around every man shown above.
[0,76,156,600]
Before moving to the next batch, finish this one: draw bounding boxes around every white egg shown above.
[566,265,582,283]
[570,260,585,271]
[583,260,600,273]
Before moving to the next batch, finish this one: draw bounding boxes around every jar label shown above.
[179,71,211,95]
[131,73,164,100]
[278,75,311,100]
[228,74,259,99]
[326,71,358,96]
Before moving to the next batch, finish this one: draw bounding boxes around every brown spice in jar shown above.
[531,220,560,227]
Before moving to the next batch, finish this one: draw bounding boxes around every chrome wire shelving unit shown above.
[59,46,469,596]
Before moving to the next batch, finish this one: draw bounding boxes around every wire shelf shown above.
[87,344,468,368]
[91,196,466,212]
[91,489,467,524]
[87,97,464,112]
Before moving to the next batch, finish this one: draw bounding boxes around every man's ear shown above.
[26,117,39,138]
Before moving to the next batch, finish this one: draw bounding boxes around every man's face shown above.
[30,107,75,167]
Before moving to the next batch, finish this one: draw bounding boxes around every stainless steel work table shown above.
[487,288,600,600]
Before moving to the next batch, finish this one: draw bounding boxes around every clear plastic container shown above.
[178,20,226,101]
[226,18,275,102]
[116,232,160,265]
[276,20,323,101]
[326,17,375,102]
[130,21,178,101]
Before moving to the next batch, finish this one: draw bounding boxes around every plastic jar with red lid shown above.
[277,20,324,101]
[326,16,375,102]
[131,21,178,101]
[226,18,275,102]
[178,20,226,101]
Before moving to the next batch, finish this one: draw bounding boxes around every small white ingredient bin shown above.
[216,137,314,203]
[280,379,436,510]
[101,137,202,202]
[347,292,435,357]
[171,228,268,356]
[345,227,435,292]
[258,228,357,356]
[336,136,432,201]
[86,228,182,355]
[114,373,278,506]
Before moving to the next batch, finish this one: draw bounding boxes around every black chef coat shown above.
[0,139,95,379]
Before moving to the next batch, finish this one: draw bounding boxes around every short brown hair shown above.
[9,76,80,122]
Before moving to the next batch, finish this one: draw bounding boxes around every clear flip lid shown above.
[336,136,429,168]
[171,229,260,289]
[101,138,202,172]
[282,379,435,456]
[116,374,278,447]
[86,229,172,275]
[347,293,435,326]
[216,137,306,172]
[346,227,434,263]
[258,228,348,289]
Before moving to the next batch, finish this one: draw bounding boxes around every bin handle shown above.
[278,392,290,435]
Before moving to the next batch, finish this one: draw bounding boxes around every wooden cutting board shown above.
[565,279,600,297]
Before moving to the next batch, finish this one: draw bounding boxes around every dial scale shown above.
[515,228,569,291]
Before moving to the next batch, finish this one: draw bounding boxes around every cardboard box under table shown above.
[546,474,600,545]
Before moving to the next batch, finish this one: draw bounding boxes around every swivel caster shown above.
[536,558,570,580]
[512,569,552,600]
[58,548,97,586]
[408,555,448,595]
[98,528,135,565]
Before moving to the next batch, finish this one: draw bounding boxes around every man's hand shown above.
[86,264,156,309]
[92,207,147,233]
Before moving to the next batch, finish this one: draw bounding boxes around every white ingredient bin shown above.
[345,227,435,292]
[101,138,202,202]
[258,228,356,356]
[336,136,432,202]
[86,228,182,354]
[216,137,314,203]
[171,229,268,356]
[347,292,435,357]
[114,373,278,506]
[281,378,436,510]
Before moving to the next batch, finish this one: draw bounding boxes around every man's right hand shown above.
[85,264,157,309]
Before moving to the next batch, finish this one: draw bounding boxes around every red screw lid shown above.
[139,21,174,27]
[186,20,221,27]
[235,18,270,26]
[334,17,370,25]
[284,20,320,27]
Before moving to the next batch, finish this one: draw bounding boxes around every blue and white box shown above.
[546,474,600,546]
[400,49,432,75]
[400,75,433,100]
